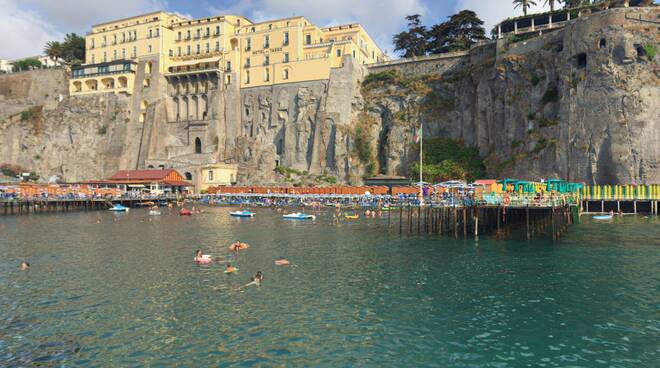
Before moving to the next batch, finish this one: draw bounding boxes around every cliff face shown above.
[0,7,656,185]
[358,7,659,184]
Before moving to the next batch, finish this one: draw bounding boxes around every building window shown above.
[264,55,269,65]
[132,47,136,58]
[205,27,210,37]
[283,53,289,63]
[215,26,220,35]
[251,27,255,32]
[264,68,270,82]
[196,44,200,54]
[113,50,117,60]
[283,69,289,80]
[284,32,289,45]
[169,49,173,56]
[196,29,200,38]
[246,38,251,51]
[337,49,341,57]
[306,34,311,45]
[113,34,117,44]
[148,29,152,38]
[185,172,193,180]
[91,39,95,48]
[208,170,213,181]
[91,54,95,63]
[122,48,126,59]
[186,30,191,39]
[245,70,250,84]
[264,35,269,48]
[226,61,231,72]
[352,50,356,58]
[148,45,152,53]
[155,28,159,37]
[178,47,181,56]
[215,41,220,51]
[178,31,181,40]
[187,45,191,55]
[205,43,209,53]
[245,58,250,67]
[268,24,272,30]
[195,138,202,153]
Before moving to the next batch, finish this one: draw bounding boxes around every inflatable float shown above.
[179,209,192,216]
[593,215,613,220]
[229,242,250,251]
[149,210,161,216]
[344,214,359,220]
[194,255,213,264]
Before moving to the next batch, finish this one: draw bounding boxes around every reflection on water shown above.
[1,207,658,366]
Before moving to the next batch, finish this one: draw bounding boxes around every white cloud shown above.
[0,0,168,59]
[208,0,427,55]
[0,0,63,59]
[455,0,550,34]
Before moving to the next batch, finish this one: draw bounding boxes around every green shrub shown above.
[643,44,656,60]
[532,138,548,154]
[530,74,541,86]
[539,117,559,128]
[527,112,536,120]
[20,111,30,121]
[362,70,398,88]
[511,140,522,149]
[541,85,559,104]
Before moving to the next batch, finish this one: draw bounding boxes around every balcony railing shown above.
[71,60,137,79]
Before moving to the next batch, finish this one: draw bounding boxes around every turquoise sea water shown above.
[1,207,658,367]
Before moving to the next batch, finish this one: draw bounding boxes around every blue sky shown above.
[1,0,557,59]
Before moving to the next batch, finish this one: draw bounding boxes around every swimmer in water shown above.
[275,257,290,266]
[225,264,237,273]
[20,261,29,270]
[239,271,264,289]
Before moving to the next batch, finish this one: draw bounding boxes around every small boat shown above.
[148,210,161,216]
[109,204,129,212]
[283,213,315,220]
[230,210,255,218]
[179,209,192,216]
[593,215,613,220]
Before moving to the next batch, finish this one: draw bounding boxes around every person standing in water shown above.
[20,261,29,270]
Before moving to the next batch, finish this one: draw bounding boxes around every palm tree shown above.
[44,41,63,65]
[513,0,538,16]
[545,0,557,11]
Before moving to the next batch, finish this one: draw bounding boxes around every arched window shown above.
[184,172,192,180]
[195,137,202,154]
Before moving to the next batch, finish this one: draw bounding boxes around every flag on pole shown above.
[412,126,422,143]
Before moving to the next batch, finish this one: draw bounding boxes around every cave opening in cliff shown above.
[599,38,607,49]
[575,53,587,69]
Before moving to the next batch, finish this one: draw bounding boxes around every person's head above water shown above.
[20,261,29,270]
[226,264,232,268]
[195,250,202,256]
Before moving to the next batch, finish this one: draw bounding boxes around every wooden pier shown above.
[390,204,576,241]
[0,198,178,216]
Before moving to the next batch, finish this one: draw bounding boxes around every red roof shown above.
[109,169,177,181]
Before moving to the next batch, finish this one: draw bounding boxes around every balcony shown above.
[71,60,137,79]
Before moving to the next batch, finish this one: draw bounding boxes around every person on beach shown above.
[275,257,290,266]
[20,261,29,270]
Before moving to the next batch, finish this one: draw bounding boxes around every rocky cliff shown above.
[356,6,659,184]
[0,7,657,185]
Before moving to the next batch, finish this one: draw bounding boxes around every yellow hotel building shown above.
[70,11,386,95]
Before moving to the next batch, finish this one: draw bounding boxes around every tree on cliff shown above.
[544,0,558,11]
[426,10,487,54]
[44,41,63,65]
[44,33,85,65]
[559,0,590,8]
[393,15,428,57]
[12,59,42,72]
[513,0,538,15]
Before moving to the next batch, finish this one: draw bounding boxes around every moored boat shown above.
[283,213,315,220]
[230,210,255,218]
[109,204,129,212]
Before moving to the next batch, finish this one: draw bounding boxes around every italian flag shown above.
[412,126,422,143]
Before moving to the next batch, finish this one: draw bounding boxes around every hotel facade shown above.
[70,11,385,95]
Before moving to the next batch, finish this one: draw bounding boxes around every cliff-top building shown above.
[69,11,385,95]
[66,11,386,190]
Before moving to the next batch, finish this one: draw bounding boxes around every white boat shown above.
[109,204,129,212]
[283,212,315,220]
[593,215,613,220]
[148,210,161,216]
[230,210,255,218]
